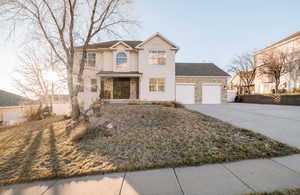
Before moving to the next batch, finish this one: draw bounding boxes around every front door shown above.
[113,78,130,99]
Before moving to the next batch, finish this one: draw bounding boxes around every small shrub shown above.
[172,101,185,108]
[24,106,43,121]
[128,101,184,108]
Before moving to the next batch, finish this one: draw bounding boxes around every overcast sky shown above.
[1,0,300,94]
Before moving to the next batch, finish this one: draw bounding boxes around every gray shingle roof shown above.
[77,41,143,49]
[175,63,229,77]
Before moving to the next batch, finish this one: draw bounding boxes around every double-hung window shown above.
[149,50,166,65]
[91,79,97,92]
[149,78,165,92]
[83,53,96,67]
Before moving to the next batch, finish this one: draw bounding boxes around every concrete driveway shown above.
[186,103,300,149]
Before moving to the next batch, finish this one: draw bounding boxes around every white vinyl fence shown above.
[0,103,71,127]
[0,105,39,126]
[52,103,71,115]
[227,90,237,102]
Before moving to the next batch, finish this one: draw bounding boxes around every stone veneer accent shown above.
[102,78,113,99]
[176,77,227,104]
[130,78,138,99]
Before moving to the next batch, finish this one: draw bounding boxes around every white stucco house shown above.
[73,33,229,109]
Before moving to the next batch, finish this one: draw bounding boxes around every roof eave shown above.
[110,41,133,49]
[135,32,179,50]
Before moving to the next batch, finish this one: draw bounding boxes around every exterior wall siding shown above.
[138,36,176,101]
[73,34,229,108]
[176,77,227,104]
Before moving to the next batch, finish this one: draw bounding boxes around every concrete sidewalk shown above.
[1,154,300,195]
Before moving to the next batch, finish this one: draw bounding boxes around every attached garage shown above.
[202,84,222,104]
[175,63,229,104]
[176,84,195,104]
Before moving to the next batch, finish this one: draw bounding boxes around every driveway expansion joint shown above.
[221,164,256,193]
[270,158,300,176]
[41,180,58,195]
[172,168,185,195]
[118,172,126,195]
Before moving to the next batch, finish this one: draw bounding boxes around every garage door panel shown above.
[176,84,195,104]
[202,85,221,104]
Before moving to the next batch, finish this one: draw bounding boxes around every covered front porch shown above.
[98,71,142,100]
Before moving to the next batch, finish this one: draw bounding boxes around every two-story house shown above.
[254,31,300,94]
[73,33,229,109]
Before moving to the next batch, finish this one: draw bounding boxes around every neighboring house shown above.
[254,31,300,94]
[73,33,229,109]
[0,90,25,107]
[227,73,255,95]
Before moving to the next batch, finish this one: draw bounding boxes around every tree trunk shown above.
[275,79,280,94]
[246,85,251,95]
[50,81,54,114]
[67,68,81,120]
[71,96,80,119]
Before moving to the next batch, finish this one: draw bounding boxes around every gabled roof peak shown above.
[75,32,179,50]
[135,32,179,50]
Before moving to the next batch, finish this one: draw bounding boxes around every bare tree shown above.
[1,0,136,119]
[259,50,291,94]
[13,47,66,110]
[229,53,256,94]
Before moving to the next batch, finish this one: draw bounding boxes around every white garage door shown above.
[176,84,195,104]
[202,84,222,104]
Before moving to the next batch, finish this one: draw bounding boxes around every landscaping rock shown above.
[70,122,89,141]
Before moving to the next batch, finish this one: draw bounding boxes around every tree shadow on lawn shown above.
[49,124,60,176]
[0,127,33,181]
[0,122,61,185]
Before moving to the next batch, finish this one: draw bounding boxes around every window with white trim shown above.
[116,52,127,65]
[91,79,97,92]
[149,78,165,92]
[83,53,96,67]
[149,50,166,65]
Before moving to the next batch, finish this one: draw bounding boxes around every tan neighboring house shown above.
[73,33,229,109]
[227,73,255,95]
[254,31,300,94]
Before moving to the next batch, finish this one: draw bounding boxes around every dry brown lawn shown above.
[246,187,300,195]
[0,105,299,185]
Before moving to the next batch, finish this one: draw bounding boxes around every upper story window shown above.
[83,53,96,67]
[149,50,166,65]
[116,52,127,65]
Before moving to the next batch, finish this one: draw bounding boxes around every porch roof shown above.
[97,71,142,77]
